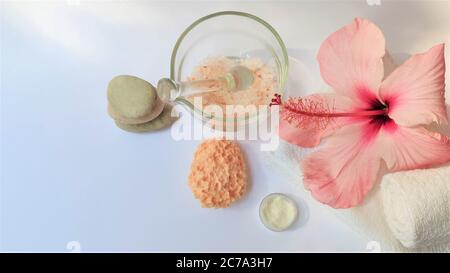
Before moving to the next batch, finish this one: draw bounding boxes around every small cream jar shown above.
[259,193,298,232]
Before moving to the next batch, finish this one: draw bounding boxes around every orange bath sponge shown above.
[188,140,247,208]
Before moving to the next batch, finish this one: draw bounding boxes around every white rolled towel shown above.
[381,166,450,249]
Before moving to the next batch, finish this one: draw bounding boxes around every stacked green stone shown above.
[107,75,177,132]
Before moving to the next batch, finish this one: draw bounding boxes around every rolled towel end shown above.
[381,166,450,249]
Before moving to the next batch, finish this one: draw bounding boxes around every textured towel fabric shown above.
[382,167,450,249]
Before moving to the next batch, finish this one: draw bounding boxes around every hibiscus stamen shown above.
[284,105,387,118]
[272,94,388,130]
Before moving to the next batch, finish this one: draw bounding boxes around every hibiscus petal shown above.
[279,121,321,148]
[379,126,450,171]
[317,18,385,107]
[379,44,447,127]
[301,122,383,208]
[279,93,354,148]
[302,118,450,208]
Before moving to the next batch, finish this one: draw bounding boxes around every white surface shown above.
[1,0,449,252]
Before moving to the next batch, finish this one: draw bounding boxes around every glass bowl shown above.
[169,11,289,126]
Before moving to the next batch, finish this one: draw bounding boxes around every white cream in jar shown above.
[259,193,298,231]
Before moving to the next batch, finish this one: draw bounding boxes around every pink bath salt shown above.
[187,56,278,112]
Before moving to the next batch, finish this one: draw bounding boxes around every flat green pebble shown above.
[115,104,177,133]
[107,75,157,120]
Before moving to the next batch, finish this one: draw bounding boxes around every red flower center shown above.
[367,98,391,126]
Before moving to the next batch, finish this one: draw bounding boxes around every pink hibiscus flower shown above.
[277,18,450,208]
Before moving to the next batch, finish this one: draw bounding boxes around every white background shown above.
[1,0,449,252]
